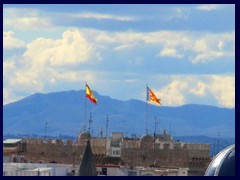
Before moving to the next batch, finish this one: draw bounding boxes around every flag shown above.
[147,86,161,105]
[86,84,97,104]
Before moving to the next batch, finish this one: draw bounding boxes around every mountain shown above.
[3,90,235,138]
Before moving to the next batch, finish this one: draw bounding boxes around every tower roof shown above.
[140,134,152,142]
[78,140,97,176]
[78,131,91,140]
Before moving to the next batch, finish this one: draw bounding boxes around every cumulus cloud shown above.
[154,75,234,107]
[156,80,188,106]
[23,29,92,66]
[3,31,25,49]
[3,27,235,106]
[189,81,207,96]
[3,64,98,105]
[209,76,235,107]
[3,29,95,104]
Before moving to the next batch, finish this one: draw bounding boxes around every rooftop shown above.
[3,139,22,144]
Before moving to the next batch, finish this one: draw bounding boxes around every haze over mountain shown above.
[3,90,235,138]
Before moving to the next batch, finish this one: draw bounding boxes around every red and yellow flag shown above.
[147,86,161,105]
[86,84,97,104]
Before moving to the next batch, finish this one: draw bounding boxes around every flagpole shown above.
[146,84,148,135]
[85,81,87,131]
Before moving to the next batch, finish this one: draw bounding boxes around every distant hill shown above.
[3,90,235,138]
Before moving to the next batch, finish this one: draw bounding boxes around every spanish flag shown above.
[147,86,161,105]
[86,84,97,104]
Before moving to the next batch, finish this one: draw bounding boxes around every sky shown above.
[3,4,235,108]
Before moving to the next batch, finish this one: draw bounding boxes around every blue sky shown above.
[3,4,235,107]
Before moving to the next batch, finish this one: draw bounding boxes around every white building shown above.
[106,132,123,157]
[3,163,73,176]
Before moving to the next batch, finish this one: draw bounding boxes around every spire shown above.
[78,140,97,176]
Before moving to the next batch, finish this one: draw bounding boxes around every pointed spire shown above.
[78,140,97,176]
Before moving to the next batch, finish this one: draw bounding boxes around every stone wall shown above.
[7,137,210,175]
[121,141,210,175]
[20,138,107,164]
[21,138,83,164]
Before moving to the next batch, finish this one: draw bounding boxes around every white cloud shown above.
[3,31,25,49]
[192,39,208,52]
[12,71,44,91]
[95,32,116,43]
[23,29,92,66]
[157,80,188,106]
[70,12,135,21]
[209,76,235,107]
[3,88,17,105]
[94,30,234,64]
[192,51,225,64]
[3,27,235,106]
[53,71,96,83]
[189,81,207,96]
[153,75,235,107]
[4,7,136,31]
[217,41,224,50]
[3,29,95,104]
[113,44,135,51]
[4,8,54,30]
[3,60,16,78]
[3,63,98,104]
[196,4,220,11]
[158,47,183,58]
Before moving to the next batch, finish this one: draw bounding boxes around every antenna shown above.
[88,113,92,133]
[158,117,160,135]
[122,118,126,137]
[106,115,109,139]
[154,116,157,137]
[100,127,103,139]
[217,131,220,153]
[44,122,48,140]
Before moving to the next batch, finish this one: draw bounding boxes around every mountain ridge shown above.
[3,90,235,138]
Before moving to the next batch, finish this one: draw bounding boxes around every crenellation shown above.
[46,139,52,144]
[66,139,73,146]
[55,139,63,145]
[38,139,43,145]
[3,132,211,176]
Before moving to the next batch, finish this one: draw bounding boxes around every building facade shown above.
[3,131,211,176]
